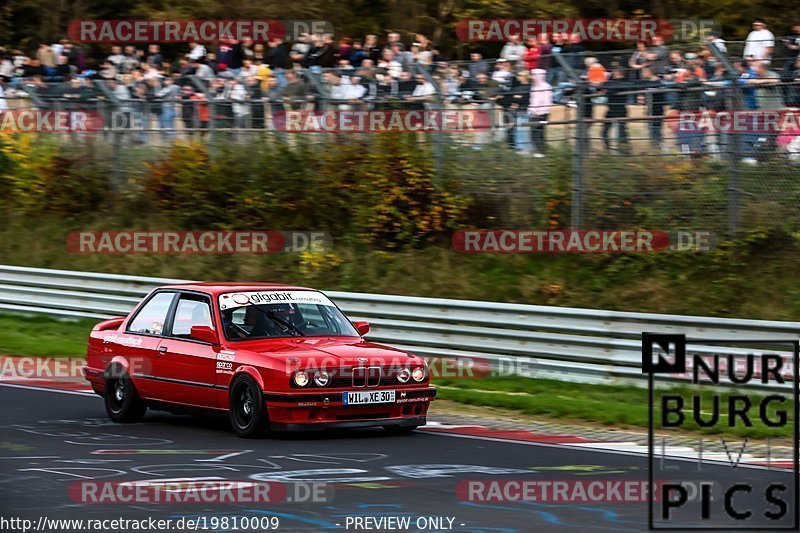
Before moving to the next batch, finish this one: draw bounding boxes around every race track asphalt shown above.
[0,385,795,532]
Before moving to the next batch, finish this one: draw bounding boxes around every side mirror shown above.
[190,325,218,344]
[353,321,370,336]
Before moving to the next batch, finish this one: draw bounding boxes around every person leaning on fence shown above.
[156,76,180,137]
[527,68,552,158]
[507,69,531,152]
[638,68,667,151]
[497,67,524,149]
[673,66,706,159]
[744,18,775,63]
[179,84,197,131]
[548,34,566,86]
[523,37,541,71]
[466,72,500,147]
[782,55,800,107]
[191,90,209,133]
[628,41,650,82]
[500,34,526,66]
[282,70,309,111]
[601,67,632,154]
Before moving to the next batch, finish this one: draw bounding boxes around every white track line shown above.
[0,382,95,396]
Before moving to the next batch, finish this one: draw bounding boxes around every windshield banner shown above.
[219,291,335,310]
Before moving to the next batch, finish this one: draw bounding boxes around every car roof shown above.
[159,282,316,295]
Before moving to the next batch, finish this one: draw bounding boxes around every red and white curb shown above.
[0,377,94,394]
[420,422,796,470]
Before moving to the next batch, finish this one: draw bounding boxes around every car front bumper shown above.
[270,416,427,432]
[263,386,436,431]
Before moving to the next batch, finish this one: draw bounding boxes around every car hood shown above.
[232,337,419,368]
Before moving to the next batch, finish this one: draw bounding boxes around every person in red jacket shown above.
[523,37,541,71]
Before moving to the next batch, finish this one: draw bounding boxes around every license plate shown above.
[342,390,396,405]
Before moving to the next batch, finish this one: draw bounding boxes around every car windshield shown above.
[218,290,359,340]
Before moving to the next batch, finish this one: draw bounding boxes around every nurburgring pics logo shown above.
[643,333,799,529]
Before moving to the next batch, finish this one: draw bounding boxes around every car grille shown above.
[327,366,403,388]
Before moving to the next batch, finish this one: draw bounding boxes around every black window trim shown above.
[125,290,179,338]
[163,290,218,345]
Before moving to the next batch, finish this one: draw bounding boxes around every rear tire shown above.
[384,425,419,435]
[229,375,269,438]
[105,372,146,423]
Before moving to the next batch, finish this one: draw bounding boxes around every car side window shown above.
[171,295,214,338]
[127,292,175,335]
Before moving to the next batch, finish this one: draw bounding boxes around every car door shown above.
[153,292,220,407]
[120,290,176,400]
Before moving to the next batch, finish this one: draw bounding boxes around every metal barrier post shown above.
[708,42,742,237]
[419,66,444,183]
[555,53,585,230]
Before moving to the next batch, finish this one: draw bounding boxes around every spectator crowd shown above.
[2,19,800,161]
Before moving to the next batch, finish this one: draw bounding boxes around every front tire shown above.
[105,373,146,423]
[229,375,269,438]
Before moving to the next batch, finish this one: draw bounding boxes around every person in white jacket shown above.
[744,19,775,62]
[500,35,526,66]
[526,69,553,157]
[230,79,250,128]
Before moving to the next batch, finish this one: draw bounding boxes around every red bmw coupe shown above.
[83,283,435,437]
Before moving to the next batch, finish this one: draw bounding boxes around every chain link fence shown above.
[2,40,800,235]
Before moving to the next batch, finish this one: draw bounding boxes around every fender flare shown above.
[231,365,266,392]
[104,356,132,379]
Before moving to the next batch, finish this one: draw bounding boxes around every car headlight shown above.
[314,371,330,387]
[293,371,310,387]
[397,368,411,383]
[411,367,426,382]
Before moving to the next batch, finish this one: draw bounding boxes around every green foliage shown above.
[137,134,469,248]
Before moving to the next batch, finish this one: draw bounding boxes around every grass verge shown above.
[434,377,792,439]
[0,313,100,356]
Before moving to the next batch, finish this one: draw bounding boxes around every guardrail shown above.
[1,265,797,388]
